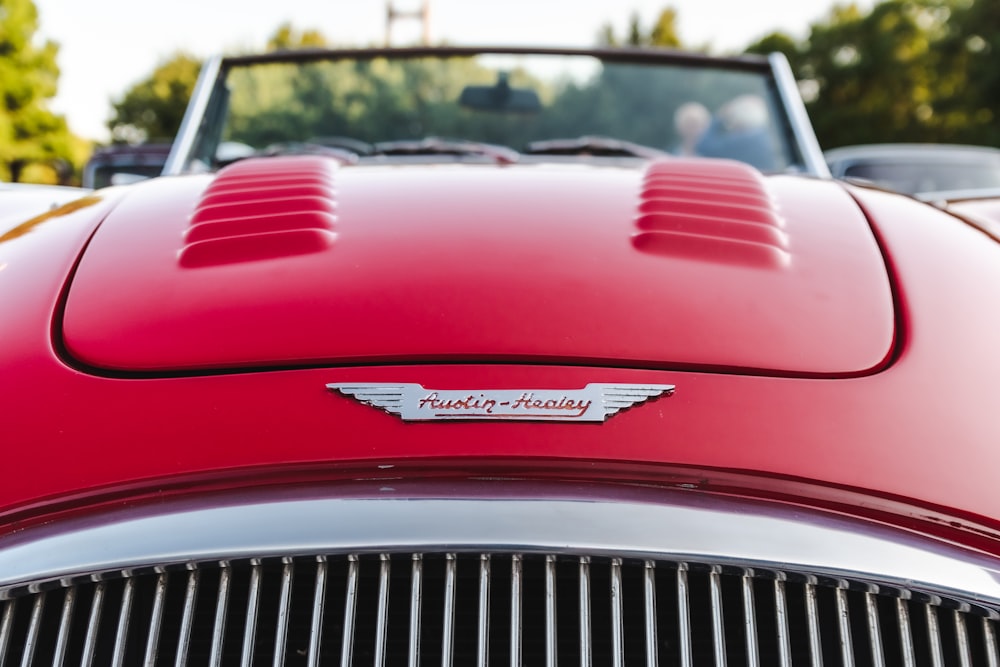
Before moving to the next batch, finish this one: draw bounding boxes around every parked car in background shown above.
[825,142,1000,199]
[5,46,1000,666]
[82,142,172,189]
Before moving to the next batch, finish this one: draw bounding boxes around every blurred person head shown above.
[673,102,711,155]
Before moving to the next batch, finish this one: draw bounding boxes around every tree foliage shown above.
[599,8,683,48]
[746,0,999,149]
[107,53,202,144]
[0,0,77,182]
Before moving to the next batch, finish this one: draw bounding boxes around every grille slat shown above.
[339,555,359,667]
[677,564,694,667]
[510,554,522,667]
[644,561,657,667]
[544,554,558,667]
[477,555,490,667]
[241,561,262,667]
[306,558,326,667]
[774,578,793,667]
[865,590,886,667]
[709,566,727,667]
[579,557,592,667]
[805,580,824,667]
[80,582,105,667]
[928,603,945,667]
[407,555,422,667]
[837,583,855,667]
[19,593,43,667]
[142,573,167,667]
[209,564,231,667]
[111,578,134,667]
[3,553,1000,665]
[742,571,760,667]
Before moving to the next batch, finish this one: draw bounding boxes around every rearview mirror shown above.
[459,73,541,113]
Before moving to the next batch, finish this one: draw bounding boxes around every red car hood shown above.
[61,156,894,374]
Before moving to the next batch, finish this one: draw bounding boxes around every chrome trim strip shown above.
[2,492,999,612]
[162,55,223,175]
[837,583,855,667]
[768,52,830,177]
[408,555,422,667]
[143,573,168,667]
[53,587,76,667]
[609,557,624,667]
[477,554,490,667]
[308,557,327,667]
[176,569,199,667]
[19,594,43,667]
[644,560,658,667]
[210,564,231,667]
[510,554,522,667]
[80,582,105,667]
[709,566,726,667]
[340,555,359,667]
[677,564,693,667]
[545,554,558,667]
[897,597,916,667]
[241,560,262,667]
[273,559,294,667]
[774,577,792,667]
[579,557,592,667]
[375,554,391,667]
[442,553,457,667]
[865,590,885,667]
[111,577,135,667]
[743,570,760,667]
[805,580,823,667]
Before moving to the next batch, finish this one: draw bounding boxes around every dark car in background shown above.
[825,142,1000,199]
[82,143,172,189]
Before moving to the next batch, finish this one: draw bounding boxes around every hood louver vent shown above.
[179,156,339,268]
[634,159,788,269]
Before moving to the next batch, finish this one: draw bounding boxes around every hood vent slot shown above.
[633,159,788,269]
[179,156,338,268]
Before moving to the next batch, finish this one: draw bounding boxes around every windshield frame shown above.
[163,45,829,177]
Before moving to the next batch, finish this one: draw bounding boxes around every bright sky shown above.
[35,0,857,142]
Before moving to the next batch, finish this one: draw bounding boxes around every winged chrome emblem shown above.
[326,383,674,422]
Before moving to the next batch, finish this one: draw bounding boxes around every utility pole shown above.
[385,1,430,47]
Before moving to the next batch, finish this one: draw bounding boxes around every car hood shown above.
[61,156,895,375]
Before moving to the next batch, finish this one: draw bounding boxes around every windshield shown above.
[183,50,805,173]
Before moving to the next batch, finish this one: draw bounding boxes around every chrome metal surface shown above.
[644,560,658,667]
[142,573,167,667]
[327,383,674,422]
[210,565,231,667]
[162,55,222,176]
[408,555,422,667]
[769,52,830,177]
[1,490,1000,665]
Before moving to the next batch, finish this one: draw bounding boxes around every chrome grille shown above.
[1,553,998,666]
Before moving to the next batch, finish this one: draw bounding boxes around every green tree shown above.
[0,0,77,182]
[934,0,1000,145]
[107,53,202,144]
[599,8,683,48]
[747,0,955,149]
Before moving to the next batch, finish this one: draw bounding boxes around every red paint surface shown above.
[60,158,894,374]
[4,161,1000,552]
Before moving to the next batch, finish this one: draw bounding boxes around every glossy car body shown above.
[3,47,1000,665]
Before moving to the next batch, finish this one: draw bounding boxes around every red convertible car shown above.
[3,46,1000,666]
